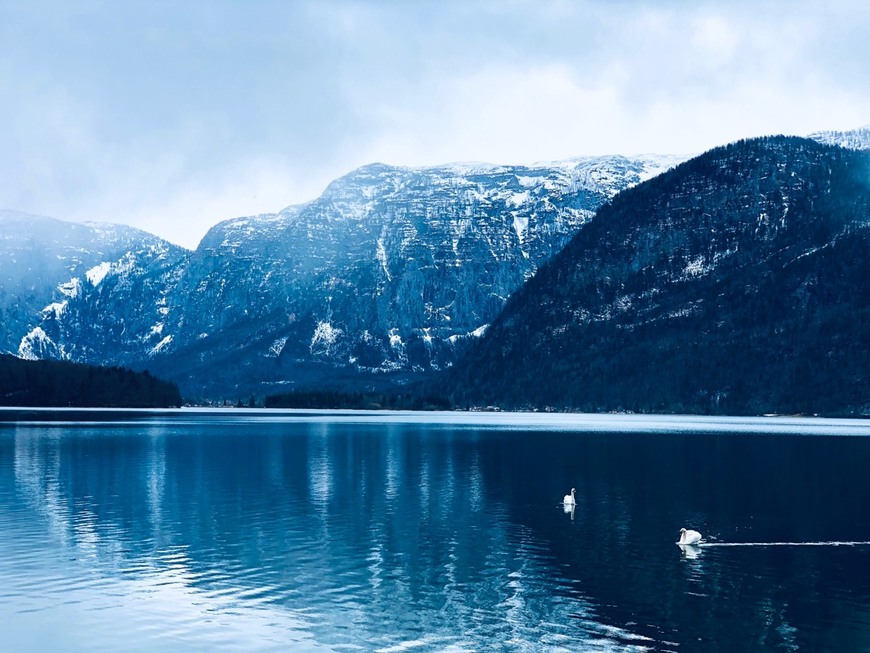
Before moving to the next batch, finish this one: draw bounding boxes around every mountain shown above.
[442,137,870,416]
[809,125,870,151]
[156,156,684,397]
[0,211,188,363]
[6,155,682,399]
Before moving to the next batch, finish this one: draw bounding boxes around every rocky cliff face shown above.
[154,156,684,397]
[6,155,682,398]
[444,137,870,415]
[0,211,187,363]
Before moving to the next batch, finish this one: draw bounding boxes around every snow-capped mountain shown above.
[6,125,869,405]
[153,155,685,396]
[5,154,683,398]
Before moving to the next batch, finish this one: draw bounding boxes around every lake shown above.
[2,409,870,651]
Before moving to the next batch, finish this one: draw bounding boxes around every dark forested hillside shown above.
[0,354,182,407]
[443,137,870,416]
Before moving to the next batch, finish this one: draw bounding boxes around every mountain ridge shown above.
[442,135,870,415]
[4,152,685,398]
[808,125,870,151]
[3,126,868,405]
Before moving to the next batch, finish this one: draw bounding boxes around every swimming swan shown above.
[679,528,702,545]
[563,488,576,506]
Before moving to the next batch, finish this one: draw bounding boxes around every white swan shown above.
[679,527,702,545]
[563,488,576,506]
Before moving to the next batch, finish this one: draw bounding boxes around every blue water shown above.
[2,409,870,651]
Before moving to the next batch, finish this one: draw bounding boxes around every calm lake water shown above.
[2,409,870,652]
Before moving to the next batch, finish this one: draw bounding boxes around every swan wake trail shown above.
[696,541,870,548]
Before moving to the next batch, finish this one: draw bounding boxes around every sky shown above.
[2,0,869,249]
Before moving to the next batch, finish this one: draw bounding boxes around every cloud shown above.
[337,1,870,164]
[66,157,316,250]
[1,0,869,246]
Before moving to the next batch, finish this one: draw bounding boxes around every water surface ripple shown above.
[1,410,870,651]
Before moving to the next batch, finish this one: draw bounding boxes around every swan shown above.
[563,488,576,506]
[678,528,702,545]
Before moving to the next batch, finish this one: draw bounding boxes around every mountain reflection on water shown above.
[2,411,870,652]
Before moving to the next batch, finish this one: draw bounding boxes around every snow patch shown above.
[809,126,870,151]
[268,336,288,358]
[149,335,173,356]
[85,262,112,286]
[376,237,391,281]
[512,216,529,244]
[438,161,506,176]
[57,278,82,298]
[516,174,546,188]
[447,324,489,343]
[18,327,65,361]
[507,190,530,208]
[42,300,68,318]
[387,328,408,367]
[635,154,688,182]
[311,321,342,353]
[683,256,708,278]
[113,252,137,276]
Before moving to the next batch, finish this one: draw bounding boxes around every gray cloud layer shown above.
[2,0,868,247]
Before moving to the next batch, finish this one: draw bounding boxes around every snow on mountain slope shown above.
[4,154,686,398]
[0,211,188,364]
[143,154,686,396]
[809,125,870,151]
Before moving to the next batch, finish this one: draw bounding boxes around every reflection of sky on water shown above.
[6,407,870,436]
[1,419,654,652]
[3,413,870,651]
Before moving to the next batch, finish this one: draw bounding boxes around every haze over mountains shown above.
[2,128,868,413]
[0,211,186,364]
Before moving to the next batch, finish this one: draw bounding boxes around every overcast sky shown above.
[2,0,869,248]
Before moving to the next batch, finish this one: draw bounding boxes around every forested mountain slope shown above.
[444,137,870,416]
[0,354,181,407]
